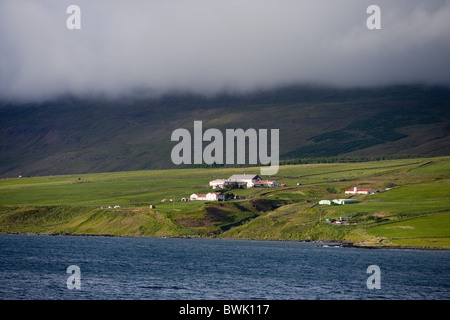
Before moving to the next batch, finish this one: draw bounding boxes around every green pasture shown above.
[367,212,450,248]
[0,157,440,207]
[0,156,449,248]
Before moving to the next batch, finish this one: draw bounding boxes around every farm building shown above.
[209,179,230,189]
[319,199,360,205]
[333,199,360,205]
[345,187,376,195]
[190,192,225,201]
[206,192,225,201]
[210,174,279,189]
[325,217,352,224]
[228,174,261,187]
[190,193,207,200]
[252,180,280,187]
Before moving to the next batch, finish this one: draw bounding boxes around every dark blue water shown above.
[0,234,449,300]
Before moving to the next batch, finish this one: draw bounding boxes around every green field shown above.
[1,156,449,249]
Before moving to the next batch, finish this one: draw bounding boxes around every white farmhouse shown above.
[206,192,225,201]
[209,174,280,189]
[345,187,376,195]
[319,199,360,205]
[190,192,225,201]
[209,179,229,189]
[190,193,207,201]
[228,174,260,188]
[252,180,280,187]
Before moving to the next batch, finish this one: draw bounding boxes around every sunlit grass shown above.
[0,156,449,248]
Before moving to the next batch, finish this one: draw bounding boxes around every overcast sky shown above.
[1,0,450,101]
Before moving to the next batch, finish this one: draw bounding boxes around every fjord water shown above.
[0,234,448,300]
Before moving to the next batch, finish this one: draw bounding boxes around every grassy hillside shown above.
[222,157,450,248]
[1,85,449,177]
[0,157,449,248]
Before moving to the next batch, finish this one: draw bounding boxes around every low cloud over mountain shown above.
[1,0,450,101]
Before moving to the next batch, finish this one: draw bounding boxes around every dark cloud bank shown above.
[1,0,450,102]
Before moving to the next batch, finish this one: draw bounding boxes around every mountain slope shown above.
[1,85,449,177]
